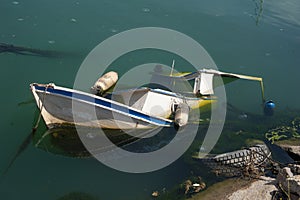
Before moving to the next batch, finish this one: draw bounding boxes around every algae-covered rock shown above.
[265,117,300,144]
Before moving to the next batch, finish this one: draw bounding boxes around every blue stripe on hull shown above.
[34,85,172,126]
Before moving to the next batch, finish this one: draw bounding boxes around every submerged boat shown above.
[30,67,274,130]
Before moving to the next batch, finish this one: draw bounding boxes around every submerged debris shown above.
[0,42,65,57]
[57,192,99,200]
[182,176,206,195]
[151,191,159,197]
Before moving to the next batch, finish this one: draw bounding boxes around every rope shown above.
[0,85,50,177]
[34,129,51,147]
[32,84,49,133]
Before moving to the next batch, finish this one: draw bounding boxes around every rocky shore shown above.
[191,152,300,200]
[149,112,300,200]
[276,165,300,199]
[188,141,300,200]
[227,164,300,200]
[189,164,300,200]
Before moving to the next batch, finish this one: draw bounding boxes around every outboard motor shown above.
[91,71,118,95]
[264,100,275,116]
[174,103,190,127]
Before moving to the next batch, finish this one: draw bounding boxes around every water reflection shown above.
[32,125,177,157]
[33,126,90,158]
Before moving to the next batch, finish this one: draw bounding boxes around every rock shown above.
[184,180,193,194]
[281,167,294,178]
[277,167,300,197]
[278,145,300,161]
[288,176,300,197]
[227,176,277,200]
[289,164,300,175]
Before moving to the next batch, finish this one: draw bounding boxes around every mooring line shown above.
[0,85,49,178]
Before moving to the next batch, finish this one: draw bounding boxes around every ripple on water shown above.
[265,53,271,57]
[70,18,77,23]
[264,0,300,30]
[142,8,150,13]
[110,29,118,33]
[48,40,55,44]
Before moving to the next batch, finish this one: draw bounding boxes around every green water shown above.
[1,0,300,199]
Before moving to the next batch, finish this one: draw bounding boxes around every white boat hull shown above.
[30,83,173,129]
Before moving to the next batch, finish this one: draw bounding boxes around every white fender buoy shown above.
[91,71,118,95]
[174,103,189,127]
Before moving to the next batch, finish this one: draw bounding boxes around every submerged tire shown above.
[200,144,271,177]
